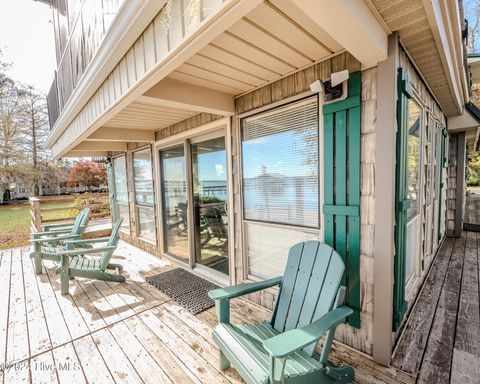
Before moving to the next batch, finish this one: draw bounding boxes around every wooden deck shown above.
[0,241,415,384]
[393,232,480,383]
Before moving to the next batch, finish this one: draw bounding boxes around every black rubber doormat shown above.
[464,223,480,232]
[146,268,219,314]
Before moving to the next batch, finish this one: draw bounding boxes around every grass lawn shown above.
[0,201,79,250]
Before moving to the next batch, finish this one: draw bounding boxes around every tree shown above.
[17,86,50,195]
[465,0,480,53]
[0,51,26,198]
[67,160,107,191]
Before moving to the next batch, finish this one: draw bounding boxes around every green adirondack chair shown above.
[40,207,89,233]
[208,241,354,384]
[30,208,91,275]
[54,218,125,295]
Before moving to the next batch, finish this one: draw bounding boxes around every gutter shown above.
[46,0,166,148]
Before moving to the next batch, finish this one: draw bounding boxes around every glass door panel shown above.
[405,99,422,286]
[191,136,229,275]
[160,146,189,262]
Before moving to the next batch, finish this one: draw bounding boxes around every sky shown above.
[0,0,56,93]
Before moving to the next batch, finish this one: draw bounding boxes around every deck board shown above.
[0,249,12,384]
[0,242,416,384]
[392,237,455,374]
[393,232,480,383]
[454,232,480,356]
[22,250,52,357]
[417,236,466,384]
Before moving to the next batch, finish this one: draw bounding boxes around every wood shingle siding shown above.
[155,113,224,141]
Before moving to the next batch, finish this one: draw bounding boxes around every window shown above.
[112,155,130,232]
[133,147,156,240]
[241,97,319,279]
[242,98,319,228]
[406,99,422,220]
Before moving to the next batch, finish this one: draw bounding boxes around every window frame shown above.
[132,145,157,243]
[237,94,324,281]
[111,153,130,234]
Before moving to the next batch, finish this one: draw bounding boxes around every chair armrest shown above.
[31,234,81,243]
[34,229,72,237]
[53,246,116,257]
[263,306,353,358]
[208,277,282,300]
[41,222,74,230]
[64,237,110,245]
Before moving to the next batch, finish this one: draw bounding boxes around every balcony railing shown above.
[46,73,60,129]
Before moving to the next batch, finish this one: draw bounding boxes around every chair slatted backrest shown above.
[271,241,345,356]
[78,207,90,234]
[69,208,89,236]
[99,218,123,271]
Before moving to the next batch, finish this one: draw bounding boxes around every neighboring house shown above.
[41,0,480,365]
[7,181,105,200]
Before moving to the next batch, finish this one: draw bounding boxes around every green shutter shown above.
[393,68,413,330]
[323,71,361,328]
[107,161,117,223]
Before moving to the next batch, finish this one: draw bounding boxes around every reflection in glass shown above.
[133,148,154,206]
[192,137,229,275]
[160,146,189,261]
[112,155,130,231]
[137,206,156,239]
[241,98,319,228]
[405,220,417,284]
[407,99,422,221]
[133,148,155,240]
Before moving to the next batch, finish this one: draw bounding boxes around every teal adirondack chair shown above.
[208,241,354,384]
[30,208,91,274]
[39,207,90,233]
[54,218,125,295]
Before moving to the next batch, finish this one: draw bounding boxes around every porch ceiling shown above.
[102,101,197,131]
[165,0,343,96]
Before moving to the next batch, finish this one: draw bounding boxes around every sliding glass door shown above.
[158,129,229,278]
[191,136,228,275]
